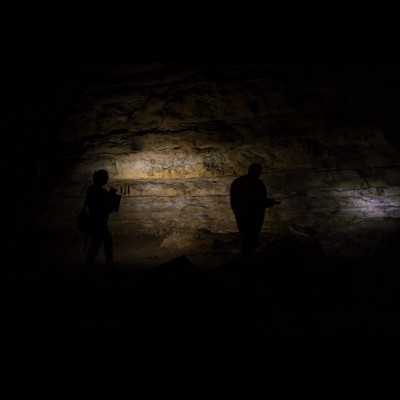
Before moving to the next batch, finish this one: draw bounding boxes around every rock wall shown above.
[42,64,400,257]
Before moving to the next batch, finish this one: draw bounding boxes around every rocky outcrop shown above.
[42,64,400,258]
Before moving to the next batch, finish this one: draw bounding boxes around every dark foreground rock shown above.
[2,245,400,336]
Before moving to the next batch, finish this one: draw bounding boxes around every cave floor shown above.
[112,235,240,272]
[33,232,242,273]
[3,230,400,336]
[3,250,400,336]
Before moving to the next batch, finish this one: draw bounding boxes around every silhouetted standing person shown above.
[230,163,269,257]
[84,169,115,275]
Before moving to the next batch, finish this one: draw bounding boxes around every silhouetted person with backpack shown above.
[83,169,116,276]
[230,163,278,257]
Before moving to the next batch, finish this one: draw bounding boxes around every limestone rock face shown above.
[42,64,400,258]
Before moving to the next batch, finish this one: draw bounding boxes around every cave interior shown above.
[1,63,400,335]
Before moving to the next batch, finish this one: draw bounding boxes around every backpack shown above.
[70,196,91,253]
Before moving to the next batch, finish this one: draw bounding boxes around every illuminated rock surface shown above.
[40,64,400,260]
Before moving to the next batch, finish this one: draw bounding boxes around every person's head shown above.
[248,163,262,178]
[93,169,109,186]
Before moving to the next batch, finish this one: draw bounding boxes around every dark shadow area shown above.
[2,240,400,336]
[1,63,400,335]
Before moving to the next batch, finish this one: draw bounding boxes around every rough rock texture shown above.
[41,64,400,258]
